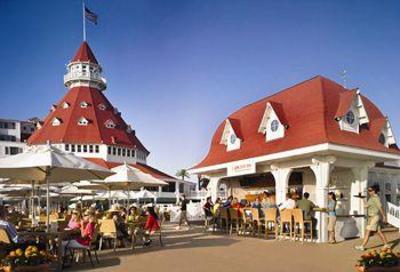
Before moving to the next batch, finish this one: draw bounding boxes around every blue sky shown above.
[0,0,399,177]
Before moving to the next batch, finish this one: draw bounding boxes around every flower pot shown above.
[13,264,49,272]
[356,265,400,272]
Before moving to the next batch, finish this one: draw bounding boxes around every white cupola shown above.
[64,42,107,91]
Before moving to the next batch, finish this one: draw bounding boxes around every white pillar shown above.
[310,157,335,243]
[175,181,180,204]
[207,177,220,203]
[271,167,292,206]
[351,165,372,237]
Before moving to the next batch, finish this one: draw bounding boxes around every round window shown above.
[379,133,386,145]
[230,134,237,144]
[345,111,355,125]
[271,120,279,132]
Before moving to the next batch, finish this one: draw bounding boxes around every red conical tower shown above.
[27,42,174,180]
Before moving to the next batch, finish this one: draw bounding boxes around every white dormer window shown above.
[50,105,57,112]
[98,103,106,111]
[80,101,89,108]
[78,117,89,126]
[220,119,241,151]
[105,119,116,129]
[379,118,396,148]
[51,117,62,126]
[62,102,70,109]
[336,89,369,134]
[258,102,287,142]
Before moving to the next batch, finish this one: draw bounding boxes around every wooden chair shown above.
[292,209,313,242]
[263,208,278,240]
[98,219,118,251]
[240,208,254,236]
[279,209,293,240]
[67,225,100,267]
[251,208,264,237]
[228,208,241,235]
[131,216,148,250]
[220,208,230,234]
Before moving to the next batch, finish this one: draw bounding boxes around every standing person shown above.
[327,192,337,244]
[177,194,191,230]
[203,197,214,228]
[355,185,389,251]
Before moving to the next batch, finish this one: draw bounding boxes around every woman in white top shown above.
[279,193,296,210]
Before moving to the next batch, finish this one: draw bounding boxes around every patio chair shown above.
[279,209,293,240]
[263,208,278,240]
[67,225,100,267]
[240,208,253,235]
[98,219,118,252]
[220,208,230,234]
[0,228,11,244]
[292,208,312,242]
[251,208,264,237]
[228,208,241,235]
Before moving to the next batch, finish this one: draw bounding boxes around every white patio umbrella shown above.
[131,189,157,204]
[95,162,167,206]
[0,144,113,231]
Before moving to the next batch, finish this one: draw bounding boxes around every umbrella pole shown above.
[109,189,111,208]
[46,173,50,232]
[31,181,35,226]
[127,189,130,207]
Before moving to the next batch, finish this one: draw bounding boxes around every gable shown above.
[258,102,287,141]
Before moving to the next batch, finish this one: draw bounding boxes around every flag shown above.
[85,6,98,25]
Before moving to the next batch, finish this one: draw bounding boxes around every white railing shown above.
[387,202,400,230]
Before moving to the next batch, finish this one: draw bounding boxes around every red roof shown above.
[193,76,400,169]
[84,158,175,180]
[28,86,149,153]
[72,41,98,64]
[335,88,358,118]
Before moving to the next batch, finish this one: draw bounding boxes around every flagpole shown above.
[82,0,86,41]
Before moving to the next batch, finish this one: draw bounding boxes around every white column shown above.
[351,165,372,237]
[310,157,335,243]
[271,167,292,206]
[207,177,221,203]
[175,181,180,204]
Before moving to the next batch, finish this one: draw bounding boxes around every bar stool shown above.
[279,209,293,240]
[293,208,313,242]
[228,208,241,235]
[251,208,264,237]
[263,208,278,240]
[220,208,230,234]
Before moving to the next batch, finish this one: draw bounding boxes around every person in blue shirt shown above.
[223,196,233,208]
[0,205,18,243]
[327,192,337,244]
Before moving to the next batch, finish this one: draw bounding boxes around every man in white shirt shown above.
[279,193,296,210]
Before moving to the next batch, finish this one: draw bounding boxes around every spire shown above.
[72,41,98,64]
[64,42,106,91]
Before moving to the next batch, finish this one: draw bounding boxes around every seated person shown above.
[296,192,317,221]
[142,205,160,247]
[0,205,18,243]
[62,211,96,256]
[222,196,233,208]
[279,193,296,211]
[65,210,81,231]
[126,205,140,223]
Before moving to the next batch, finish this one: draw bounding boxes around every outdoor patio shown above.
[67,223,400,272]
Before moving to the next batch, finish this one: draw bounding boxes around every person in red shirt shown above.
[62,211,96,256]
[143,205,160,247]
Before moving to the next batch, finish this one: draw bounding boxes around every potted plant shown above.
[355,247,400,272]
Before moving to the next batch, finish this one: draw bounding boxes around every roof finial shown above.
[341,69,347,89]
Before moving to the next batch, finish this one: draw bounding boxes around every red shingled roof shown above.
[84,158,175,180]
[72,41,98,64]
[193,76,400,169]
[28,85,149,153]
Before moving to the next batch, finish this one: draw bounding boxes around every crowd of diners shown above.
[0,201,162,265]
[202,184,390,249]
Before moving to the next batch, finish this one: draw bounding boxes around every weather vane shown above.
[341,69,347,88]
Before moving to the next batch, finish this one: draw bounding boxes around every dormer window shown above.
[345,111,355,125]
[62,102,70,109]
[336,89,369,134]
[98,103,106,111]
[51,118,62,126]
[220,118,242,151]
[80,101,89,108]
[379,118,396,148]
[50,105,57,112]
[258,102,287,142]
[105,119,116,129]
[126,125,132,133]
[78,117,89,126]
